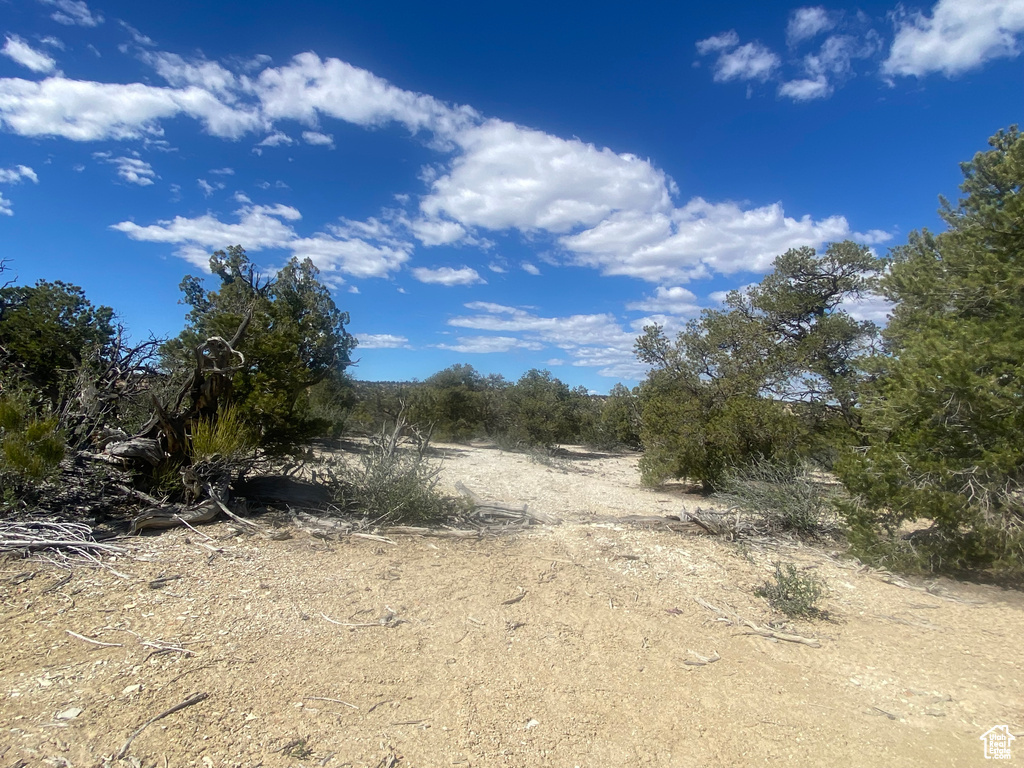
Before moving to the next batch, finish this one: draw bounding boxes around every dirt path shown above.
[1,443,1021,767]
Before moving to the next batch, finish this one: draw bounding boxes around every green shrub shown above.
[0,391,65,487]
[325,424,465,525]
[755,561,828,619]
[190,404,255,462]
[718,461,842,538]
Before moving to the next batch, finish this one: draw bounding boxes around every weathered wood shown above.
[104,437,164,466]
[130,499,220,534]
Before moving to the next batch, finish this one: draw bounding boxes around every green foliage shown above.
[189,404,255,462]
[755,562,828,619]
[581,383,642,450]
[503,369,588,448]
[635,240,882,490]
[838,126,1024,574]
[411,364,487,442]
[306,370,357,438]
[165,246,356,452]
[327,427,465,525]
[0,389,65,490]
[718,461,841,537]
[0,280,115,399]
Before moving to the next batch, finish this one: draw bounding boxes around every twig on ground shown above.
[305,696,358,709]
[115,692,209,759]
[693,596,821,648]
[66,630,123,648]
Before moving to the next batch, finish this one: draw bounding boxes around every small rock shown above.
[122,684,142,696]
[525,719,539,729]
[56,707,82,720]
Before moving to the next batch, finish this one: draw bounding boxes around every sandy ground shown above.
[1,442,1022,767]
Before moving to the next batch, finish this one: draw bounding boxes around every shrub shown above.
[325,419,465,525]
[0,389,65,491]
[718,460,842,538]
[189,404,255,462]
[755,561,828,619]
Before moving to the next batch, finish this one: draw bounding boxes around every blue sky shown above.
[0,0,1020,391]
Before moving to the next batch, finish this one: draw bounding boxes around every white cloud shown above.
[448,301,647,378]
[254,52,478,141]
[233,190,251,203]
[716,42,781,82]
[488,261,507,273]
[561,198,852,282]
[198,178,223,196]
[884,0,1024,77]
[2,35,58,74]
[39,37,65,50]
[0,165,38,184]
[696,30,740,55]
[256,130,294,147]
[436,335,544,353]
[841,292,894,324]
[788,7,835,45]
[302,130,334,147]
[420,118,674,233]
[209,167,234,175]
[0,192,12,216]
[290,233,410,278]
[119,21,155,47]
[0,77,263,141]
[521,262,541,275]
[357,333,410,349]
[626,286,701,315]
[142,52,240,98]
[39,0,103,27]
[94,153,156,185]
[779,75,832,100]
[411,216,466,246]
[411,266,485,286]
[109,202,412,279]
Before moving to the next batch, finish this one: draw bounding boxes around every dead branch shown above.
[114,692,209,760]
[693,596,821,648]
[66,630,123,648]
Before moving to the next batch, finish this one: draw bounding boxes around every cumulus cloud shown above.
[787,7,836,45]
[302,130,334,147]
[142,52,240,98]
[0,77,263,140]
[420,118,674,233]
[197,178,223,196]
[39,0,103,27]
[111,203,410,277]
[94,153,156,185]
[256,130,294,147]
[448,302,647,378]
[357,333,410,349]
[561,198,852,282]
[411,266,485,286]
[695,30,740,55]
[778,75,832,100]
[253,52,478,141]
[696,33,781,82]
[2,35,58,74]
[0,165,38,184]
[521,262,541,276]
[0,164,38,216]
[436,335,544,353]
[410,217,466,246]
[625,286,702,315]
[884,0,1024,77]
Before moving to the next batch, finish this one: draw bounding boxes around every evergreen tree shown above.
[838,127,1024,571]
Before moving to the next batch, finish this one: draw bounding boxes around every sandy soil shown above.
[1,442,1022,767]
